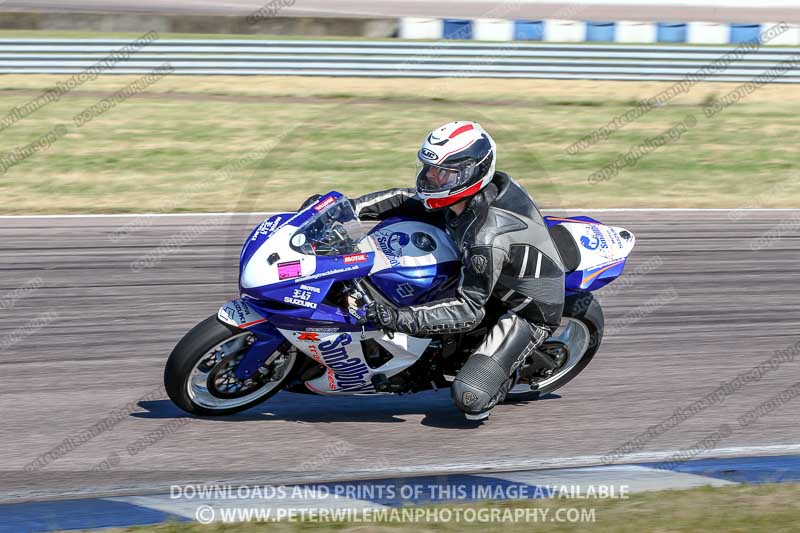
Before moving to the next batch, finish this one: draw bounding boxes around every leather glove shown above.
[299,194,322,211]
[366,301,399,331]
[365,301,419,336]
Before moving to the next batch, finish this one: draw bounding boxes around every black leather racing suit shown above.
[352,171,566,418]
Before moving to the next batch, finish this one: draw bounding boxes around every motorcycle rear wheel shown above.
[504,292,604,402]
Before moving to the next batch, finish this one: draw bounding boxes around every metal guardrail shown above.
[0,39,798,81]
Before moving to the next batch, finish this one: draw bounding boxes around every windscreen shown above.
[291,195,369,256]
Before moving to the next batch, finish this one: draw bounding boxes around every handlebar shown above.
[352,278,374,327]
[351,278,394,339]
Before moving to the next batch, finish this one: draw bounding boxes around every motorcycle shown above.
[164,191,635,415]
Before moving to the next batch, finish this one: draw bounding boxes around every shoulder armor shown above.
[473,207,528,246]
[490,208,528,235]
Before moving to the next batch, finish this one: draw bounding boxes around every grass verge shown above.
[0,75,797,214]
[95,482,800,532]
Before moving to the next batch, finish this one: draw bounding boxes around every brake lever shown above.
[354,316,394,340]
[350,279,394,340]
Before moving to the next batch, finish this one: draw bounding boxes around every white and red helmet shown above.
[415,121,497,210]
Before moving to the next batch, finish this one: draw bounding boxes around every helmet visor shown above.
[416,158,478,193]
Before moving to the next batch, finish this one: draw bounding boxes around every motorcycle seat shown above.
[548,224,581,273]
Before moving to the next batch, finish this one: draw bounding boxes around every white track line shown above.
[551,208,800,212]
[0,212,272,219]
[480,465,737,492]
[0,208,798,219]
[342,444,800,478]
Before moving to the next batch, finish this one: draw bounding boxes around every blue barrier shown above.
[586,21,616,42]
[730,23,762,44]
[427,18,789,45]
[514,20,545,41]
[443,19,473,40]
[657,22,688,43]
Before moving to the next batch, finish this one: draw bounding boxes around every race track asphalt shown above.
[1,209,799,502]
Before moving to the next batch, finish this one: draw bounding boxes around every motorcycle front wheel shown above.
[164,315,301,416]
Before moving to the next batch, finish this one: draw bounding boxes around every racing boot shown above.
[451,313,549,420]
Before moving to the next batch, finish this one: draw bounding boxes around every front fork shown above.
[217,299,285,381]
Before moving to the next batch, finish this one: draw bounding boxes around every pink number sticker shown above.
[277,260,302,280]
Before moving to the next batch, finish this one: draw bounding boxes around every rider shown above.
[306,121,566,420]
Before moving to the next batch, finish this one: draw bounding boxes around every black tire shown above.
[164,314,301,416]
[505,292,604,401]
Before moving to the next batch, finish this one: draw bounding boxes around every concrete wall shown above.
[0,11,399,38]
